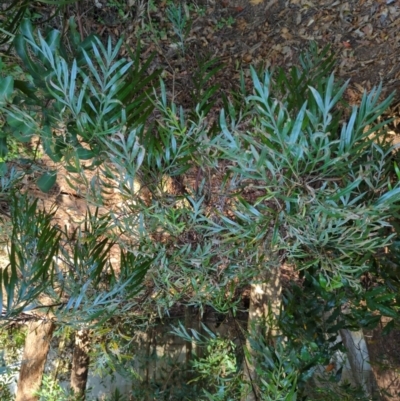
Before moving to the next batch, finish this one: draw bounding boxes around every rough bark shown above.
[242,266,282,401]
[185,305,193,368]
[364,319,400,400]
[16,319,55,401]
[70,329,91,400]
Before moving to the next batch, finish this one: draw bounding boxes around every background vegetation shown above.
[0,1,399,400]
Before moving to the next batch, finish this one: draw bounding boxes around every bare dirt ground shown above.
[27,0,400,116]
[72,0,400,112]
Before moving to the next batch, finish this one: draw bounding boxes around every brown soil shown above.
[26,0,400,114]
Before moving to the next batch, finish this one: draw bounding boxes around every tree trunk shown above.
[70,329,91,400]
[364,319,400,400]
[339,328,379,398]
[242,266,282,401]
[16,319,55,401]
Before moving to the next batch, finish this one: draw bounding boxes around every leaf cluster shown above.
[0,1,81,47]
[0,194,152,328]
[0,18,160,191]
[215,46,398,289]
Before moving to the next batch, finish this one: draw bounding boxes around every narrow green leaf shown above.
[7,113,36,142]
[37,171,57,193]
[309,86,324,114]
[376,187,400,206]
[45,29,61,54]
[19,19,37,53]
[328,179,361,201]
[76,146,95,160]
[0,137,8,159]
[328,78,349,110]
[374,303,398,319]
[289,101,307,144]
[0,162,7,176]
[14,34,41,80]
[0,76,14,104]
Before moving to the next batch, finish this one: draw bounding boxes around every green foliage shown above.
[0,194,60,317]
[0,194,151,327]
[274,42,337,115]
[190,55,224,119]
[172,322,242,400]
[216,17,235,30]
[101,41,399,399]
[34,374,77,401]
[369,237,400,323]
[0,19,159,190]
[215,55,397,289]
[0,1,80,46]
[36,171,57,193]
[166,3,192,54]
[249,338,298,401]
[307,378,375,401]
[0,326,26,401]
[191,336,237,383]
[0,31,399,401]
[53,209,153,326]
[201,43,398,399]
[276,270,358,399]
